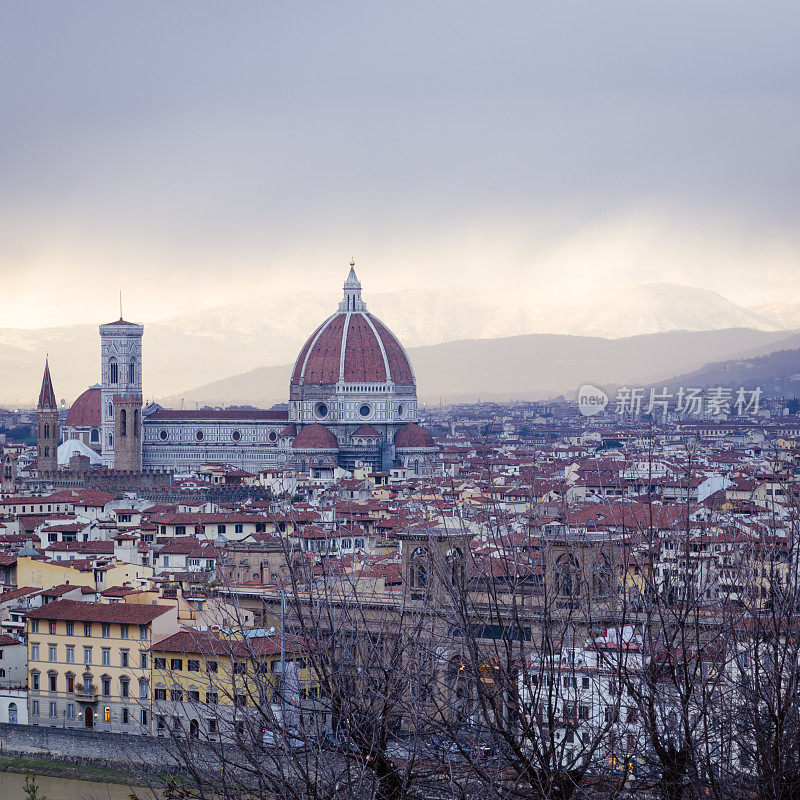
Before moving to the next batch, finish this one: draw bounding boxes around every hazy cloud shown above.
[0,1,798,326]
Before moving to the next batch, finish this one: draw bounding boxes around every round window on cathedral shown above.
[159,429,168,441]
[315,402,328,419]
[267,430,278,443]
[232,430,241,442]
[195,430,204,442]
[359,404,371,418]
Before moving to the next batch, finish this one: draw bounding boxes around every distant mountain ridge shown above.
[167,328,800,407]
[0,281,794,406]
[652,344,800,398]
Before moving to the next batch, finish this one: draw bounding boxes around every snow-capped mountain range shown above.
[0,281,795,406]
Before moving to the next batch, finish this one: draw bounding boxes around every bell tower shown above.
[36,358,59,475]
[1,453,17,495]
[100,315,144,470]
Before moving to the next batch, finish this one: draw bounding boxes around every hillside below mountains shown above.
[168,328,800,407]
[0,282,792,406]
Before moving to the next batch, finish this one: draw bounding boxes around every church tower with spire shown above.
[36,358,59,475]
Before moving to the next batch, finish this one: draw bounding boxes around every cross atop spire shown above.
[38,357,57,410]
[339,259,366,312]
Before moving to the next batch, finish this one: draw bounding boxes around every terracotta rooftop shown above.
[27,599,173,624]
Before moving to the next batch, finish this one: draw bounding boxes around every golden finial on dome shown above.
[350,257,355,267]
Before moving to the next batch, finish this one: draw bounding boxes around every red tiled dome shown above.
[291,312,414,387]
[352,425,381,437]
[66,387,102,428]
[394,423,435,449]
[292,424,339,450]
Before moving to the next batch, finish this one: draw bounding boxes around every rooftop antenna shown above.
[119,290,123,320]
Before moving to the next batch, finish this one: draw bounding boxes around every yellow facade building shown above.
[27,599,179,733]
[151,628,323,740]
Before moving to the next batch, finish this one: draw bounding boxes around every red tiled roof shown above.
[154,629,303,657]
[66,387,102,428]
[291,310,414,387]
[353,425,381,437]
[292,424,338,450]
[0,587,41,602]
[46,541,114,554]
[394,423,435,449]
[27,599,173,624]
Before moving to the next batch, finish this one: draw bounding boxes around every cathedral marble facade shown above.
[60,265,437,477]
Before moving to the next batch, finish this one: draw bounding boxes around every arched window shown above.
[128,358,136,384]
[120,409,127,437]
[109,358,118,385]
[413,459,420,475]
[43,446,49,458]
[447,547,465,587]
[108,433,113,448]
[557,555,580,598]
[7,702,17,724]
[411,547,428,590]
[90,428,99,443]
[43,423,50,439]
[107,402,113,419]
[592,555,614,598]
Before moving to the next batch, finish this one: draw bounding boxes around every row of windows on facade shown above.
[151,684,318,707]
[152,656,302,674]
[154,429,279,443]
[160,523,247,535]
[67,429,100,442]
[144,450,283,461]
[31,620,149,639]
[107,359,136,386]
[30,699,148,726]
[31,643,148,669]
[30,669,148,698]
[156,716,244,737]
[305,537,366,552]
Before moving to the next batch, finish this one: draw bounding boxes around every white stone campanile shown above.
[100,318,144,468]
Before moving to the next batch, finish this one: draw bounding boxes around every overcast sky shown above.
[1,1,798,327]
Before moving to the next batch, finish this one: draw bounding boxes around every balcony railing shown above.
[75,685,98,702]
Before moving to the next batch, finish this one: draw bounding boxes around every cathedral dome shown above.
[394,422,435,449]
[292,423,339,450]
[66,386,102,428]
[291,266,414,389]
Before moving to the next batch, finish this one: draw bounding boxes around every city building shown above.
[59,264,438,476]
[26,599,179,732]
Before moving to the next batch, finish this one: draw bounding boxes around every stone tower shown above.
[100,317,143,470]
[36,358,59,475]
[2,453,18,495]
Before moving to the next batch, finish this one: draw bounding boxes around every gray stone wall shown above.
[0,722,175,771]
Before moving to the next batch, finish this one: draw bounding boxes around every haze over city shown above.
[2,1,799,331]
[2,7,800,799]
